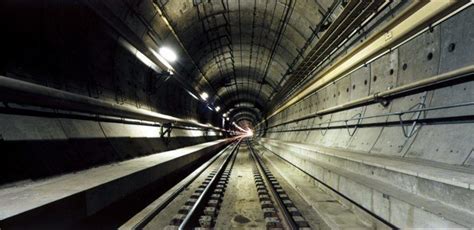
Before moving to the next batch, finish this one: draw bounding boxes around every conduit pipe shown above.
[319,65,474,115]
[0,75,223,131]
[262,64,474,129]
[268,0,469,118]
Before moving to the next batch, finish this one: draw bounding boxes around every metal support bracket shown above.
[156,70,173,82]
[399,94,427,138]
[374,92,390,107]
[319,119,331,136]
[345,113,363,136]
[160,122,173,145]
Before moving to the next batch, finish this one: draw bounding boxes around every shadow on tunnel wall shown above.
[0,136,220,185]
[0,0,226,186]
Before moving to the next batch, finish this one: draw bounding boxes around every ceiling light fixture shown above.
[159,47,177,62]
[215,106,220,112]
[200,92,209,100]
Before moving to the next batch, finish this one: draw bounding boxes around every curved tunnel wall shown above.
[261,6,474,166]
[0,0,473,228]
[257,6,474,228]
[0,1,223,185]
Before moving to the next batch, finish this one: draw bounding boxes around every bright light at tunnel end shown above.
[159,47,177,62]
[244,129,254,137]
[231,122,254,137]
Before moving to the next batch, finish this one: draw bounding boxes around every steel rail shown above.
[257,143,399,229]
[178,139,242,229]
[122,143,235,229]
[248,140,298,230]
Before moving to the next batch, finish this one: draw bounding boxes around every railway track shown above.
[120,140,240,229]
[172,140,240,229]
[248,140,310,229]
[122,138,395,229]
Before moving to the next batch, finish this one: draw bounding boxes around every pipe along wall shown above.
[0,1,223,185]
[256,6,474,228]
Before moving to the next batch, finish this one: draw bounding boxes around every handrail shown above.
[0,75,224,131]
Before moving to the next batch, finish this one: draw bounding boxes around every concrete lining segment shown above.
[267,0,469,119]
[259,138,474,227]
[257,146,375,229]
[260,138,474,190]
[0,139,228,225]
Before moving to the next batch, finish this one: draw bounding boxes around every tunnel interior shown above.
[1,0,474,229]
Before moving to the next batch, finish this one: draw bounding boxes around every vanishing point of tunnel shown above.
[1,0,474,229]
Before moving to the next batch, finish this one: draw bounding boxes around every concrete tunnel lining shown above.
[1,0,474,228]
